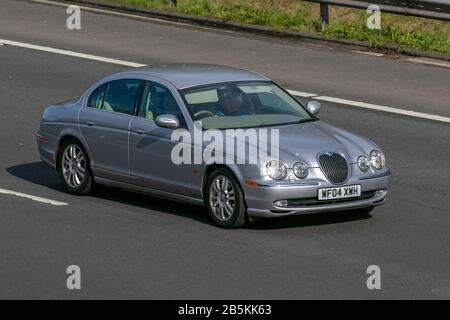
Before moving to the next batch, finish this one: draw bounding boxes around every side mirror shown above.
[306,100,321,115]
[155,114,180,129]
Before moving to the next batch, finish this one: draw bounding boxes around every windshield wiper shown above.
[263,118,316,127]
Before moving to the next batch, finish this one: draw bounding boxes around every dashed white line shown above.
[0,188,68,206]
[1,38,449,124]
[0,39,146,68]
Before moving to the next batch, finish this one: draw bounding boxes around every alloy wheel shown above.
[61,144,86,188]
[209,175,236,221]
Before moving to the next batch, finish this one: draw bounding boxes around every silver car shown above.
[36,64,390,228]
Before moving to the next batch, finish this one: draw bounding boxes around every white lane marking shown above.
[286,89,317,98]
[0,188,68,206]
[352,50,384,57]
[403,57,450,68]
[314,96,450,124]
[1,38,449,124]
[0,39,146,68]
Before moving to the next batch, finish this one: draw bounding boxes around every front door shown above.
[129,81,198,197]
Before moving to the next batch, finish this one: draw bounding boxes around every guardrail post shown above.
[320,3,329,27]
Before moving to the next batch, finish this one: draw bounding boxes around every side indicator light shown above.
[245,180,257,187]
[37,134,48,142]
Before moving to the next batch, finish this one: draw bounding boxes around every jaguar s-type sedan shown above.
[37,64,390,228]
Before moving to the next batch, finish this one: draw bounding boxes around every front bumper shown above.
[242,169,390,218]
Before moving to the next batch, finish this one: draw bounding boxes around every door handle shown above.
[86,121,95,127]
[135,128,145,135]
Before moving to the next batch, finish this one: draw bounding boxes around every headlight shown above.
[357,155,371,172]
[266,160,287,180]
[370,150,385,170]
[293,162,309,179]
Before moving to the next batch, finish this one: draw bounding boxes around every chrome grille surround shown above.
[318,152,349,184]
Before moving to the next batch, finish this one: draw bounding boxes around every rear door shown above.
[79,79,141,182]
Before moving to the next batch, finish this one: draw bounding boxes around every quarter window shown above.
[88,84,107,109]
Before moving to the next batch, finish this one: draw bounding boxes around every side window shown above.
[88,84,107,109]
[139,81,186,126]
[103,79,141,115]
[88,80,141,115]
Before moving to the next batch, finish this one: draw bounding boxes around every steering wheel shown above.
[193,110,215,120]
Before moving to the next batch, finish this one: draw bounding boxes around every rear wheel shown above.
[58,139,93,195]
[206,168,246,228]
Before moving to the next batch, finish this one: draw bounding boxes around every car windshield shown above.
[180,81,314,129]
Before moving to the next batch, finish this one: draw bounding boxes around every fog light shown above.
[274,200,288,207]
[375,190,386,197]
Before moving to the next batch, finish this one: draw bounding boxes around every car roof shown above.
[112,64,271,89]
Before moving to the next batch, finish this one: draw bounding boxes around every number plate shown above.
[318,185,361,200]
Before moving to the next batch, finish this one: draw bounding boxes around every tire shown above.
[205,168,247,228]
[58,138,93,195]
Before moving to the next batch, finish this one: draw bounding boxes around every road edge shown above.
[44,0,450,62]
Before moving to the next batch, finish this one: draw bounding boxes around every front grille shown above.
[318,152,349,184]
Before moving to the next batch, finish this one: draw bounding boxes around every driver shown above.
[215,93,247,117]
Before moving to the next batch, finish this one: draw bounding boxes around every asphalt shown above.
[0,0,449,299]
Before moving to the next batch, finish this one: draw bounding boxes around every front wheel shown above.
[205,169,247,228]
[58,139,93,195]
